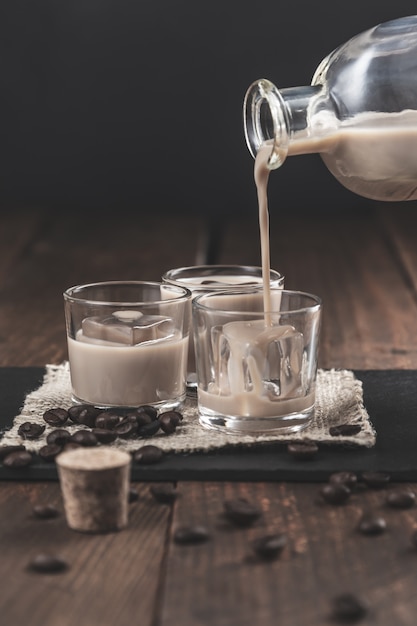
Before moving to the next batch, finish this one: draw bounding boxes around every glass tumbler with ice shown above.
[63,281,191,410]
[193,289,322,434]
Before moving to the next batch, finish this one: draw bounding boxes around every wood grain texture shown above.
[161,482,417,626]
[0,481,172,626]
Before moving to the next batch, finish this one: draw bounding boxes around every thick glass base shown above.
[70,392,186,413]
[198,405,314,435]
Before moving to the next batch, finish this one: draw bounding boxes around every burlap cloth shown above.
[0,363,376,452]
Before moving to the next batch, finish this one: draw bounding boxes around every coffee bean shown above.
[92,428,118,444]
[159,410,183,425]
[223,498,262,527]
[18,422,45,440]
[43,408,69,427]
[150,483,178,504]
[287,441,318,460]
[361,471,390,489]
[3,450,33,468]
[173,525,210,545]
[115,421,138,438]
[0,445,26,460]
[252,533,287,560]
[159,414,177,435]
[136,405,158,421]
[137,420,161,438]
[68,405,100,427]
[330,593,368,623]
[46,429,72,446]
[132,412,154,427]
[38,444,63,462]
[329,472,358,489]
[386,489,416,509]
[329,424,362,437]
[71,431,98,447]
[95,412,122,430]
[357,513,387,536]
[32,504,60,519]
[320,483,351,505]
[133,445,164,464]
[28,553,68,574]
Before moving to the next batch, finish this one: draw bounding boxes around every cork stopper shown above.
[56,447,131,533]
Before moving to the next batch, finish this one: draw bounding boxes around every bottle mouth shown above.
[243,78,289,169]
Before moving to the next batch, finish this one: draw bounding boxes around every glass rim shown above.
[193,288,322,316]
[162,264,284,284]
[63,280,192,306]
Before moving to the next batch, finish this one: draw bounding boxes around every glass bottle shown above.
[244,15,417,201]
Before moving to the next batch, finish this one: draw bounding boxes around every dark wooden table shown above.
[2,204,417,625]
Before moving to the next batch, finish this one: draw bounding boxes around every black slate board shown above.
[1,367,417,482]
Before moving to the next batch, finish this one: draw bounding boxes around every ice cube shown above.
[82,311,175,345]
[265,326,304,398]
[221,321,304,399]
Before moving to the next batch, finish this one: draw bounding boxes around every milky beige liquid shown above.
[289,110,417,201]
[68,330,187,407]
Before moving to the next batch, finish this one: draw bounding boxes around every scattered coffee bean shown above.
[0,445,26,460]
[128,487,139,503]
[42,408,69,427]
[320,483,351,505]
[159,410,183,425]
[92,428,118,444]
[133,445,165,464]
[361,471,390,489]
[38,444,63,462]
[173,525,210,545]
[28,553,68,574]
[18,422,45,440]
[95,412,121,430]
[115,421,138,438]
[137,420,161,438]
[71,431,98,447]
[329,471,358,489]
[252,533,287,560]
[159,414,177,435]
[3,450,33,468]
[287,441,318,460]
[32,504,60,519]
[46,429,72,446]
[136,405,158,421]
[223,498,262,527]
[68,405,100,427]
[150,483,178,504]
[329,424,362,437]
[330,593,368,623]
[357,513,387,536]
[132,412,154,427]
[386,489,416,509]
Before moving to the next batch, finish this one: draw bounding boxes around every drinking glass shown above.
[192,288,321,434]
[63,281,191,410]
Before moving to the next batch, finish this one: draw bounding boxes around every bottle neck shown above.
[243,79,326,169]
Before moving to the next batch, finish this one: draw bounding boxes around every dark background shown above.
[0,2,416,216]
